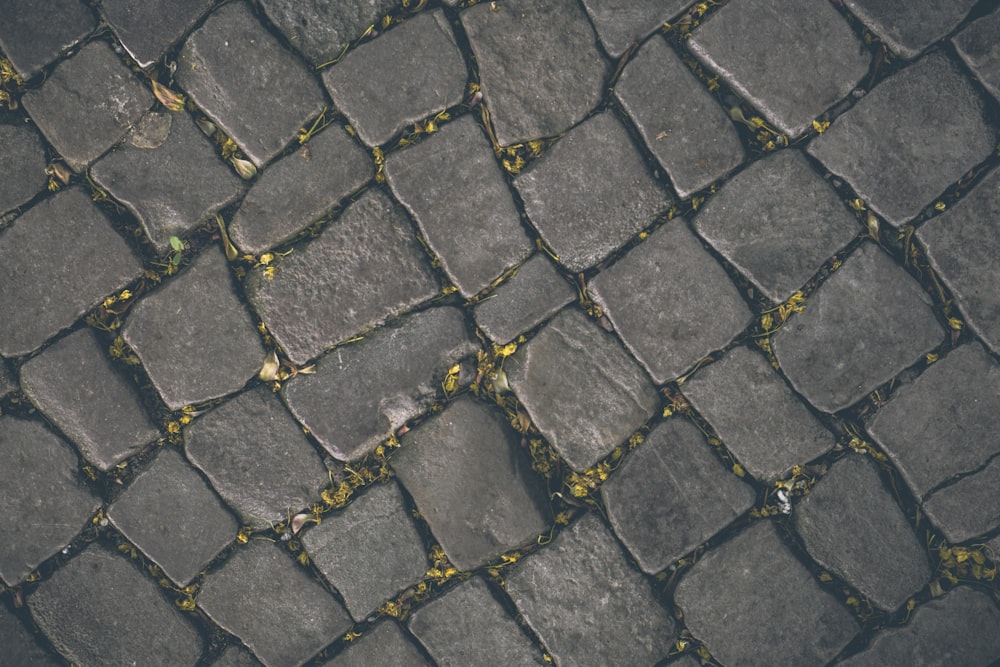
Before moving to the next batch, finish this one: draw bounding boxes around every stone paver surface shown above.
[0,604,60,667]
[101,0,214,69]
[843,0,979,59]
[0,123,47,215]
[0,0,96,78]
[953,8,1000,104]
[581,0,689,58]
[321,620,425,667]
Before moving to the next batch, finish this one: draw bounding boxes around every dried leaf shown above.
[231,157,257,180]
[259,350,280,381]
[151,80,186,111]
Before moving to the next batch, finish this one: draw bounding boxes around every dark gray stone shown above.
[303,481,427,622]
[473,254,576,344]
[321,621,425,666]
[953,8,1000,104]
[772,243,943,413]
[0,361,14,398]
[689,0,868,138]
[20,327,159,472]
[198,541,352,667]
[0,123,47,215]
[184,386,330,529]
[214,645,264,667]
[322,11,467,147]
[590,222,753,384]
[675,521,857,667]
[0,188,143,358]
[123,247,265,410]
[0,0,96,77]
[408,577,545,666]
[693,150,859,302]
[92,112,243,253]
[21,41,152,171]
[386,115,532,297]
[682,346,834,481]
[101,0,214,68]
[514,111,670,272]
[462,0,608,146]
[245,189,438,366]
[922,455,1000,544]
[580,0,688,58]
[602,418,755,574]
[505,513,674,667]
[28,545,202,667]
[808,52,995,228]
[229,125,373,255]
[176,2,326,167]
[0,605,60,667]
[844,0,978,59]
[614,35,745,200]
[392,395,550,571]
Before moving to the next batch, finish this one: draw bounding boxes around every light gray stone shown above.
[320,621,425,667]
[580,0,688,58]
[101,0,214,68]
[0,605,60,667]
[953,8,1000,104]
[0,123,47,215]
[0,0,96,77]
[844,0,978,59]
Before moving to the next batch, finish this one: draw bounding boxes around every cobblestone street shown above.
[3,0,1000,665]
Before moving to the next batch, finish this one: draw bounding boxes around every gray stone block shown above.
[923,455,1000,544]
[689,0,868,138]
[214,645,264,667]
[0,361,14,399]
[844,0,978,59]
[0,605,60,667]
[462,0,607,146]
[392,395,550,571]
[773,243,942,413]
[602,418,755,573]
[283,306,476,461]
[319,621,425,667]
[0,0,96,77]
[386,115,532,297]
[514,111,670,272]
[808,52,995,228]
[505,513,674,667]
[953,8,1000,104]
[580,0,688,58]
[101,0,214,68]
[0,123,47,215]
[322,11,467,147]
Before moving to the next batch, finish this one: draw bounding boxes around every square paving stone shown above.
[386,115,532,297]
[0,188,143,358]
[693,150,859,303]
[176,1,326,167]
[772,243,943,413]
[918,167,1000,353]
[590,221,753,384]
[245,189,439,366]
[688,0,868,138]
[922,455,1000,544]
[580,0,688,58]
[184,386,330,529]
[322,11,467,148]
[319,620,425,667]
[91,111,243,253]
[20,328,159,472]
[843,0,979,60]
[101,0,214,68]
[506,307,659,471]
[0,416,101,586]
[808,52,995,229]
[0,123,48,215]
[0,0,96,78]
[408,576,546,666]
[602,418,755,574]
[614,35,745,200]
[303,481,427,622]
[674,521,858,667]
[682,346,834,481]
[0,605,60,667]
[392,395,550,571]
[462,0,608,146]
[198,540,352,667]
[953,8,1000,104]
[229,125,373,255]
[514,111,670,273]
[283,306,476,461]
[21,41,152,171]
[123,247,265,410]
[28,545,203,667]
[505,512,674,667]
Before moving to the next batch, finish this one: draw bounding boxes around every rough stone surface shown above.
[953,8,1000,103]
[386,115,532,297]
[462,0,608,146]
[506,307,659,471]
[808,52,995,228]
[101,0,215,68]
[675,521,858,667]
[505,513,674,667]
[123,247,265,410]
[176,2,326,167]
[28,545,203,667]
[602,418,755,573]
[198,541,352,667]
[320,621,426,667]
[590,222,753,384]
[580,0,688,58]
[922,455,1000,544]
[689,0,868,138]
[229,125,373,254]
[0,361,14,399]
[21,41,152,170]
[0,0,96,77]
[214,645,264,667]
[614,35,744,199]
[184,386,330,529]
[683,346,834,481]
[392,396,550,571]
[0,188,143,358]
[0,123,47,215]
[844,0,979,59]
[773,243,943,413]
[0,605,60,667]
[322,11,467,147]
[408,576,545,666]
[20,328,159,472]
[693,150,859,302]
[303,481,428,622]
[284,306,476,461]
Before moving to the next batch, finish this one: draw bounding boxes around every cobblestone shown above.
[100,0,214,68]
[953,8,1000,104]
[0,123,47,216]
[580,0,688,58]
[0,604,60,667]
[0,0,96,77]
[842,0,979,60]
[321,620,425,666]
